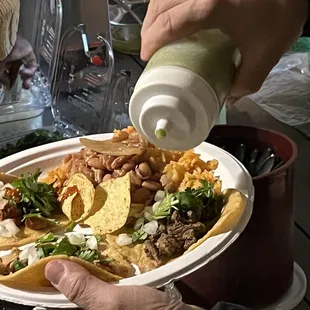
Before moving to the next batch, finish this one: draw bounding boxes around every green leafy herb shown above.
[152,180,221,220]
[152,194,179,220]
[77,249,99,263]
[12,169,58,219]
[36,243,56,258]
[131,229,148,242]
[12,260,27,272]
[36,233,58,244]
[51,237,78,256]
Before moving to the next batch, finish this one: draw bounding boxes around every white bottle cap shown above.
[129,66,220,151]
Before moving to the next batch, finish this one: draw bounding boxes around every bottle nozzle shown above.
[155,119,169,140]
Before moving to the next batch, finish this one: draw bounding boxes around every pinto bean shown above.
[142,181,163,191]
[111,156,129,170]
[122,163,135,172]
[94,169,104,184]
[129,171,142,187]
[105,156,116,171]
[135,162,152,180]
[78,166,94,180]
[63,154,72,163]
[112,170,127,178]
[131,188,152,204]
[102,174,113,182]
[87,157,105,170]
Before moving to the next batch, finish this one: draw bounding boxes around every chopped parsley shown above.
[12,169,58,219]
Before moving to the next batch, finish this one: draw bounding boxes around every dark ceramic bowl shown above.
[176,125,298,309]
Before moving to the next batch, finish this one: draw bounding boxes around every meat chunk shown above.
[155,233,182,257]
[25,217,50,230]
[0,200,22,225]
[145,211,207,261]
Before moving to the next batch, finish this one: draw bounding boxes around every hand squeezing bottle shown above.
[129,29,241,150]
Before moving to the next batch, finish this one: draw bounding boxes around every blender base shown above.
[259,263,306,310]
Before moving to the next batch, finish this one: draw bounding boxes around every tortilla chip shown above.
[61,173,95,222]
[0,215,70,251]
[184,188,247,254]
[84,174,131,234]
[0,255,122,292]
[105,234,158,273]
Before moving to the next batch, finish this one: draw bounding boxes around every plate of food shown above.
[0,126,254,308]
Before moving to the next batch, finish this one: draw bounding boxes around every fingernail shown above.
[45,261,64,285]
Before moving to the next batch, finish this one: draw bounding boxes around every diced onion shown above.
[134,217,144,231]
[67,233,85,245]
[152,201,160,213]
[142,220,158,235]
[86,236,98,250]
[143,206,153,222]
[154,190,165,202]
[0,219,20,238]
[19,245,39,265]
[116,233,133,246]
[73,225,93,235]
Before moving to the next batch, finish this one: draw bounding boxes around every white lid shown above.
[129,66,220,150]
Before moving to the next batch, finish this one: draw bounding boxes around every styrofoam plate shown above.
[0,133,254,308]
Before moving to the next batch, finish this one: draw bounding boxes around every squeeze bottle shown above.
[129,29,241,150]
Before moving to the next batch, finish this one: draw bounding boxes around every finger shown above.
[45,260,118,310]
[141,0,184,35]
[229,45,284,98]
[23,50,37,69]
[141,1,217,60]
[8,61,22,89]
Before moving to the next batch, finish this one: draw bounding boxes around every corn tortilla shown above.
[184,188,247,254]
[84,174,131,234]
[105,234,158,273]
[61,173,95,222]
[0,255,122,291]
[0,172,18,184]
[0,215,70,251]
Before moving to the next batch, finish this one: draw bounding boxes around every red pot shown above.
[176,125,298,309]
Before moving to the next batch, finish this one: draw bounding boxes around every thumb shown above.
[45,260,119,310]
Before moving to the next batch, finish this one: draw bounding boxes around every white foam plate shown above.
[0,133,254,308]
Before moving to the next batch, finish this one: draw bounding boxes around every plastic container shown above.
[177,125,299,309]
[129,29,240,151]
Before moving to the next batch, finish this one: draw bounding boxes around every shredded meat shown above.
[145,211,207,262]
[0,200,22,225]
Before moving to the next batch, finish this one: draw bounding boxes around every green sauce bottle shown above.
[129,29,240,150]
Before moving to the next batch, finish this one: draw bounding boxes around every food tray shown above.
[0,133,254,308]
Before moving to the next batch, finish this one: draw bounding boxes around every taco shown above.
[104,182,246,272]
[0,232,134,291]
[0,170,69,251]
[60,173,95,222]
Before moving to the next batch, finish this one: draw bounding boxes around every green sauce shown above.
[144,30,236,104]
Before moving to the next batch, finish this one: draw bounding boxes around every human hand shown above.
[45,260,192,310]
[0,36,37,90]
[141,0,308,98]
